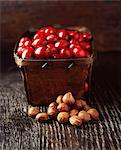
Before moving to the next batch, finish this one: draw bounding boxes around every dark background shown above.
[0,1,121,73]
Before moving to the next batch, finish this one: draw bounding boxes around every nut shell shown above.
[28,106,40,117]
[35,112,48,122]
[69,115,82,126]
[70,109,79,117]
[78,110,91,122]
[62,92,75,105]
[57,112,69,123]
[56,95,63,104]
[87,108,99,120]
[57,103,70,112]
[47,107,58,118]
[83,105,91,111]
[48,102,57,108]
[79,99,87,106]
[74,100,83,110]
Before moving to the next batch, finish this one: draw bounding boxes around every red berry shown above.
[70,39,80,45]
[32,37,47,48]
[80,42,91,51]
[72,47,87,57]
[44,26,56,36]
[85,82,88,92]
[34,46,46,58]
[33,33,44,40]
[68,31,79,39]
[82,32,92,41]
[44,49,51,58]
[16,47,24,56]
[52,54,61,59]
[60,48,72,58]
[22,47,34,59]
[19,37,32,47]
[46,34,58,43]
[47,44,58,54]
[55,40,69,48]
[58,29,68,40]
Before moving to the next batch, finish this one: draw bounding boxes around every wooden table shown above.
[0,53,121,150]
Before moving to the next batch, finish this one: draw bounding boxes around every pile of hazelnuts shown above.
[28,92,99,126]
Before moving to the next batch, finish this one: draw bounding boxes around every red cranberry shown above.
[47,44,58,54]
[37,27,46,34]
[33,33,44,40]
[32,37,47,48]
[68,31,79,39]
[44,26,56,36]
[60,48,72,58]
[82,32,92,41]
[22,47,34,59]
[44,49,51,58]
[19,37,32,47]
[46,34,58,43]
[16,47,24,56]
[57,29,68,40]
[85,82,88,92]
[70,39,80,45]
[55,40,69,48]
[34,46,46,58]
[52,54,61,59]
[80,42,91,51]
[72,47,87,57]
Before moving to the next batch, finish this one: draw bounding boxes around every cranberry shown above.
[16,47,24,56]
[22,47,34,59]
[47,44,58,54]
[44,49,51,58]
[34,46,46,58]
[33,33,44,40]
[37,27,46,34]
[52,54,61,59]
[72,47,87,57]
[68,31,79,39]
[70,39,80,45]
[44,26,56,36]
[32,36,47,48]
[82,32,92,41]
[85,82,88,92]
[46,34,58,43]
[57,29,68,40]
[80,42,91,51]
[19,37,32,47]
[55,40,69,48]
[60,48,72,58]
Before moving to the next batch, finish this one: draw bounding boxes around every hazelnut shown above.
[78,110,91,122]
[69,115,82,126]
[57,103,70,112]
[35,112,48,122]
[28,106,40,118]
[47,107,58,118]
[57,112,69,123]
[74,100,83,110]
[56,95,63,104]
[62,92,75,105]
[83,105,91,111]
[70,109,79,117]
[48,102,57,108]
[79,99,87,106]
[87,108,99,120]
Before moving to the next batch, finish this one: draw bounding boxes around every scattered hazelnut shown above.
[48,102,57,108]
[70,109,79,117]
[57,103,70,112]
[78,110,91,122]
[56,95,63,104]
[87,108,99,120]
[35,112,48,122]
[69,115,82,126]
[74,100,83,110]
[79,99,87,106]
[83,105,91,111]
[62,92,75,105]
[57,112,69,123]
[47,107,58,118]
[28,106,40,118]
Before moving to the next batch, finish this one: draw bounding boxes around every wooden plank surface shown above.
[0,53,121,150]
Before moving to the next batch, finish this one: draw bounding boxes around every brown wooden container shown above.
[14,26,94,106]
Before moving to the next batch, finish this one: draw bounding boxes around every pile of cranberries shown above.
[16,26,93,59]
